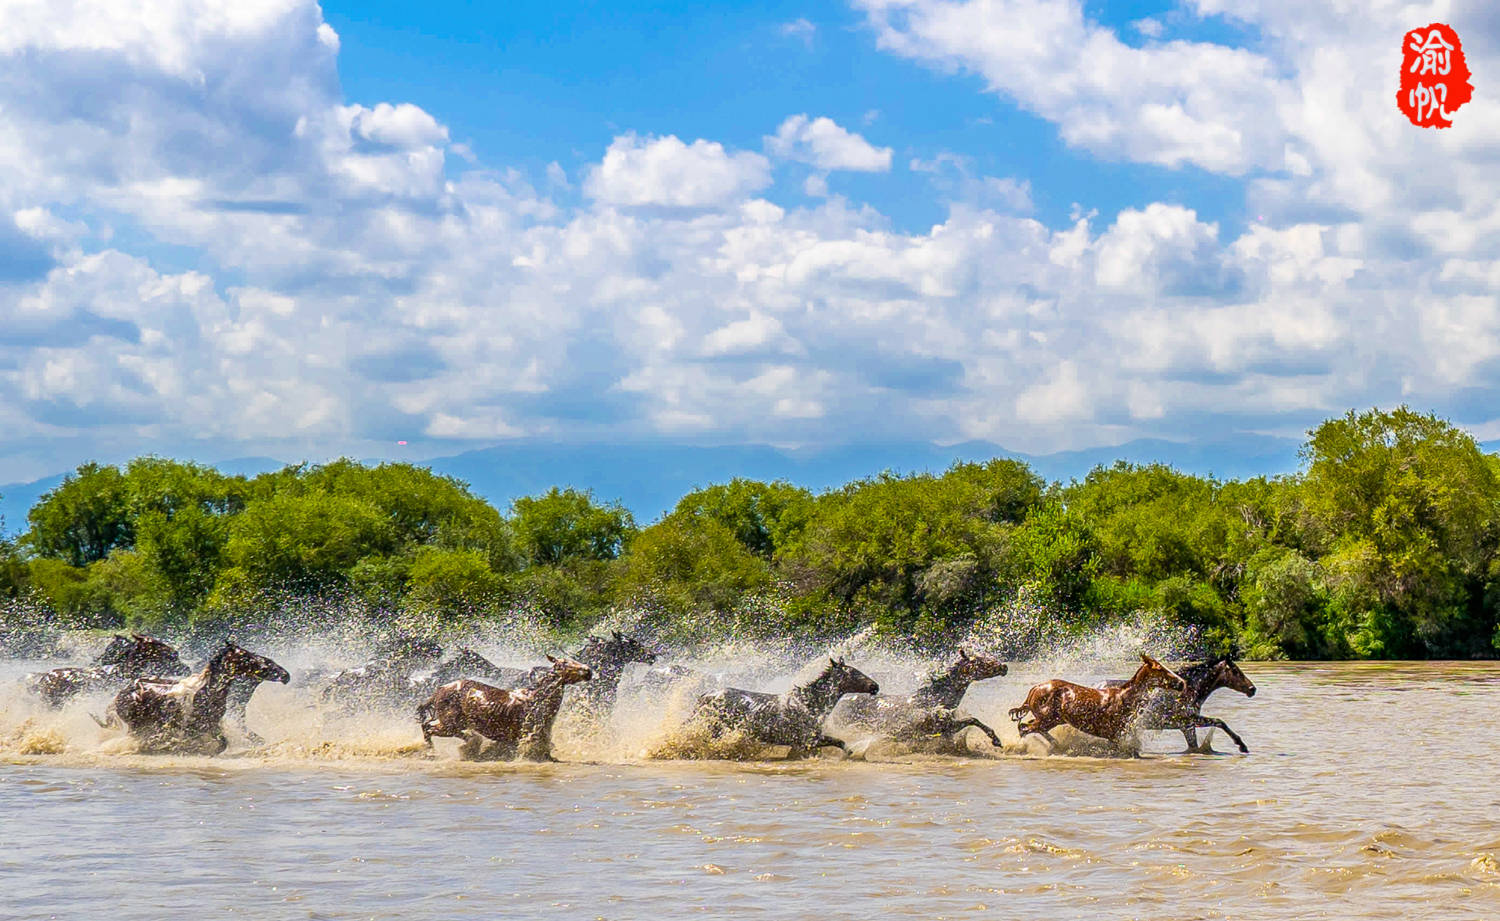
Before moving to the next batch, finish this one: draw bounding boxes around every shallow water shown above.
[3,659,1499,920]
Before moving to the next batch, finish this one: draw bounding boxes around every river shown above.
[3,657,1498,920]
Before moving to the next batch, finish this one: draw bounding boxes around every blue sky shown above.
[321,1,1246,233]
[0,0,1497,485]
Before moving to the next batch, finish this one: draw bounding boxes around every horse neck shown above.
[519,672,572,732]
[790,672,845,718]
[911,666,967,708]
[1178,661,1220,706]
[1116,664,1166,707]
[188,659,237,724]
[577,647,631,689]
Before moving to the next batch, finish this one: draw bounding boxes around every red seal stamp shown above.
[1398,23,1473,128]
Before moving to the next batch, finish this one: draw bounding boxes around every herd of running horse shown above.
[18,632,1259,759]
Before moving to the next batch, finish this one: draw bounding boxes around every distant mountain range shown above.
[0,435,1317,536]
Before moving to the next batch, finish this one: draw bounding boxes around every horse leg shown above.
[814,735,848,754]
[1182,726,1199,751]
[953,717,1004,749]
[458,731,484,760]
[1193,717,1248,753]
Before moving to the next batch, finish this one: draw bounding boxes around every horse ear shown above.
[547,654,558,663]
[960,648,970,660]
[1140,653,1154,665]
[613,630,623,640]
[838,656,847,666]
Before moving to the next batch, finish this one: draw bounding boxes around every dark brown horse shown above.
[317,635,445,711]
[836,649,1008,751]
[688,657,880,759]
[27,634,187,708]
[1009,654,1186,751]
[417,655,592,761]
[1100,656,1257,752]
[102,642,290,754]
[498,632,660,710]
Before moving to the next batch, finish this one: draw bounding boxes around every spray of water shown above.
[0,591,1208,766]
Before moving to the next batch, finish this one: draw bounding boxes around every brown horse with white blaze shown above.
[417,655,592,761]
[1009,654,1187,750]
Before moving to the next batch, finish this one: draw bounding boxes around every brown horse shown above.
[1008,654,1187,751]
[1100,656,1257,752]
[27,633,187,708]
[102,642,289,755]
[417,655,592,761]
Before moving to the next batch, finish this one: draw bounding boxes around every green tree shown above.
[670,479,813,559]
[511,487,635,565]
[1300,407,1500,656]
[26,462,133,565]
[778,459,1044,634]
[615,512,774,617]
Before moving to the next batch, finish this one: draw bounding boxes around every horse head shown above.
[543,654,593,686]
[1135,654,1187,694]
[953,647,1008,681]
[215,642,291,685]
[826,656,880,696]
[1215,656,1257,697]
[583,632,659,671]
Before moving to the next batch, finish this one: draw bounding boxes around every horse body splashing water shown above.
[836,649,1008,751]
[686,658,880,759]
[316,635,445,711]
[1101,656,1257,752]
[26,634,187,708]
[417,655,593,761]
[101,642,290,755]
[1009,655,1187,752]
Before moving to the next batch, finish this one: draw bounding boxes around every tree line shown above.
[1,406,1497,659]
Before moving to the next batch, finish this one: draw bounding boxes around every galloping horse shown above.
[688,657,880,759]
[1009,654,1187,751]
[102,642,290,754]
[837,649,1008,750]
[317,634,445,711]
[496,632,660,710]
[417,655,593,761]
[27,634,187,708]
[1101,656,1257,752]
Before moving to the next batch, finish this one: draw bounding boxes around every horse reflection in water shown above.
[1099,655,1257,752]
[101,642,290,755]
[836,649,1008,752]
[687,657,880,759]
[26,634,187,708]
[1010,654,1187,752]
[418,655,592,762]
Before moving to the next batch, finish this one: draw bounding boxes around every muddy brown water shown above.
[2,660,1498,920]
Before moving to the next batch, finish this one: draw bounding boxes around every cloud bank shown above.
[0,0,1496,481]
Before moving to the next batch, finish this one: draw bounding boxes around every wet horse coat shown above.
[105,642,290,754]
[1101,656,1257,752]
[417,656,592,761]
[837,649,1008,750]
[690,658,880,758]
[1009,655,1187,750]
[26,634,187,708]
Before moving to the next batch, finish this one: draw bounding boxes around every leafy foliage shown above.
[6,407,1500,658]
